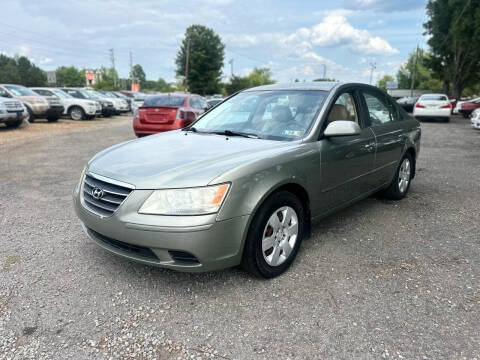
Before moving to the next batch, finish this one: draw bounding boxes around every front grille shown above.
[168,251,199,264]
[88,228,159,261]
[82,174,133,216]
[4,101,22,110]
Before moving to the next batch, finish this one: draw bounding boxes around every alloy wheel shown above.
[262,206,299,266]
[398,158,411,193]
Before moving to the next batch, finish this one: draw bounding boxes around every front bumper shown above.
[0,110,28,123]
[471,117,480,129]
[41,106,65,118]
[73,181,249,272]
[101,106,115,116]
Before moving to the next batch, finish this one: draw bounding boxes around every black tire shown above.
[47,116,59,122]
[462,113,469,118]
[241,191,305,278]
[68,106,85,121]
[382,152,414,200]
[5,118,23,128]
[26,107,34,123]
[444,117,450,123]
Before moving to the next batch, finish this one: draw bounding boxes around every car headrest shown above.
[272,105,293,123]
[328,104,349,123]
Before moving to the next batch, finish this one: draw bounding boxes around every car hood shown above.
[88,130,298,189]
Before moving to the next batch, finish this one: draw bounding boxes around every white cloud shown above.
[39,57,53,64]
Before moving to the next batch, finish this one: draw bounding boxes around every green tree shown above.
[396,48,443,92]
[0,55,46,86]
[424,0,480,98]
[224,67,276,95]
[0,54,21,84]
[92,67,120,90]
[56,66,84,87]
[176,25,225,95]
[377,75,394,90]
[131,64,146,86]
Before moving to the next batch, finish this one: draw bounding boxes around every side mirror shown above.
[324,120,361,137]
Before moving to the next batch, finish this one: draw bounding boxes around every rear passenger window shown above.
[363,91,393,126]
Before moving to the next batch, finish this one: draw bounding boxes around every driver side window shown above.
[327,93,358,124]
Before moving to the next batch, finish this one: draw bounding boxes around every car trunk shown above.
[418,100,449,108]
[139,106,179,124]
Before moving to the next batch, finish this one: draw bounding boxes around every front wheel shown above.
[242,191,305,278]
[382,153,413,200]
[5,118,23,128]
[69,106,85,121]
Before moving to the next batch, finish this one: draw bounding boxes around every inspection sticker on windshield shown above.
[282,130,302,137]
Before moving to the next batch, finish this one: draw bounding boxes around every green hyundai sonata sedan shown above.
[73,82,421,278]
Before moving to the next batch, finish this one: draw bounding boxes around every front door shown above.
[318,90,377,212]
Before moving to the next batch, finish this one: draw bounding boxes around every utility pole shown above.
[129,51,134,89]
[410,45,419,97]
[322,64,326,79]
[369,62,376,85]
[228,59,234,78]
[109,48,116,87]
[184,37,191,92]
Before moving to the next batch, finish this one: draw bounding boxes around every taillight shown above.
[440,103,451,109]
[415,103,425,108]
[176,109,186,120]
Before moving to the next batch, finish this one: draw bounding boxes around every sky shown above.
[1,0,428,85]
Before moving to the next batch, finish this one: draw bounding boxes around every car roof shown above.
[245,81,343,92]
[420,93,448,97]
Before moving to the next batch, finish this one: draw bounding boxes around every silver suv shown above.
[0,96,28,128]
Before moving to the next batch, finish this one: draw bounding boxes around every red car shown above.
[458,98,480,118]
[133,94,207,137]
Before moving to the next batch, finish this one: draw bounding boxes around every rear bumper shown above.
[413,107,450,118]
[133,117,189,135]
[73,184,248,272]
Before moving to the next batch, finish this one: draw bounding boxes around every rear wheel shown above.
[382,152,413,200]
[242,191,305,278]
[462,113,469,118]
[47,116,59,122]
[69,106,85,121]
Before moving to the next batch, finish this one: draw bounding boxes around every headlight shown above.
[87,102,95,106]
[138,184,230,215]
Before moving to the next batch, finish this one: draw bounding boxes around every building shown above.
[85,69,103,86]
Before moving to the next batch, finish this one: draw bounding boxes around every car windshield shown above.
[421,95,447,101]
[101,92,115,98]
[52,89,73,99]
[133,93,147,100]
[85,91,104,100]
[192,90,327,141]
[143,96,185,107]
[4,85,38,96]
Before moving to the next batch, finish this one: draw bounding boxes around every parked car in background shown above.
[133,93,207,137]
[470,108,480,129]
[74,82,420,277]
[26,88,64,122]
[31,87,100,120]
[111,91,132,111]
[413,94,451,122]
[61,88,114,117]
[206,98,224,109]
[0,84,50,122]
[97,91,129,114]
[458,98,480,118]
[396,97,418,113]
[0,96,28,128]
[120,91,148,113]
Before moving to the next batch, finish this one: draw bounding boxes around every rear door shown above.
[360,89,405,187]
[318,88,377,211]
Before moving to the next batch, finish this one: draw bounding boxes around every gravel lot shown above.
[0,115,479,359]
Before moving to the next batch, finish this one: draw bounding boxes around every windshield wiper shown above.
[209,130,259,139]
[182,126,197,132]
